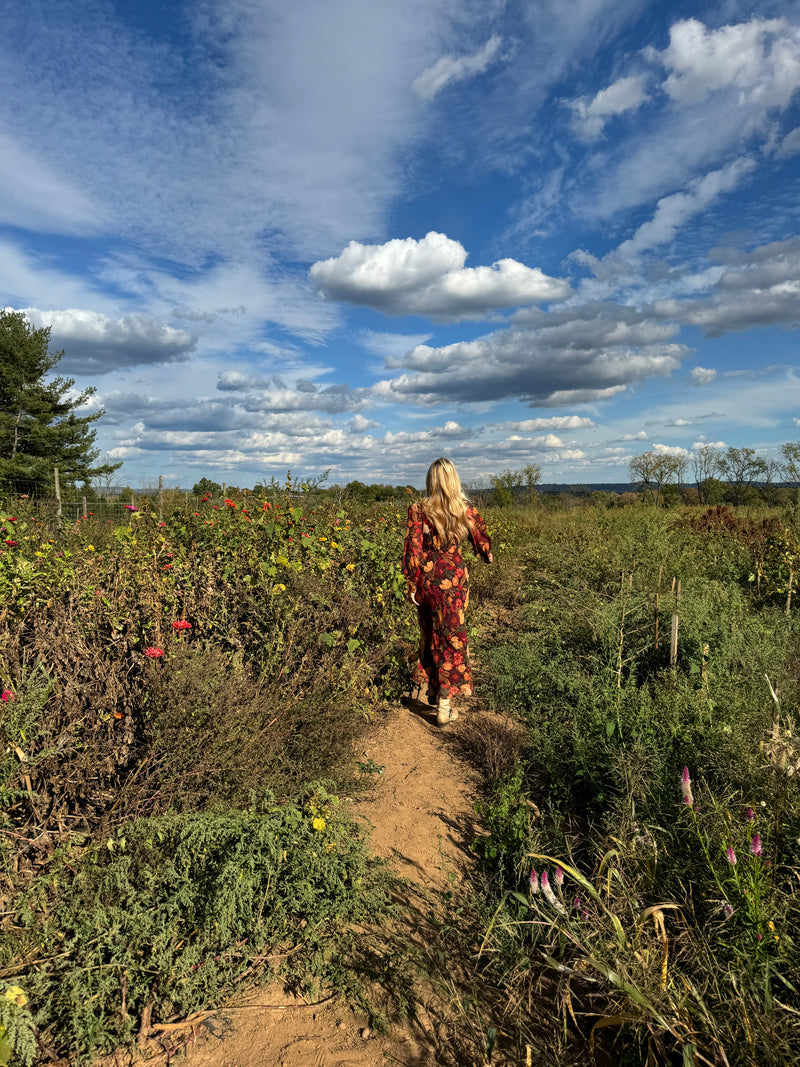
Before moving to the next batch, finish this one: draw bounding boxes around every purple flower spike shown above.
[750,833,763,858]
[581,909,589,921]
[555,866,564,888]
[744,806,755,822]
[540,870,550,889]
[726,845,737,865]
[680,767,694,807]
[529,869,539,894]
[723,903,734,918]
[573,894,581,910]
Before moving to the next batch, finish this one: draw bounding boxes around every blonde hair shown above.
[422,457,470,546]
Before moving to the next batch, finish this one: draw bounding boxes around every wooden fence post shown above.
[670,578,681,667]
[54,467,62,524]
[82,496,87,519]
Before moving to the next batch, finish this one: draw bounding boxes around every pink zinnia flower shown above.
[750,833,762,857]
[726,845,737,865]
[145,647,164,659]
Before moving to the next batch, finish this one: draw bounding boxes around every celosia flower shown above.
[554,866,564,888]
[680,766,694,806]
[172,620,192,631]
[744,807,754,822]
[145,647,164,659]
[1,690,14,702]
[540,870,565,912]
[529,869,539,894]
[726,845,737,865]
[750,833,763,857]
[723,903,734,918]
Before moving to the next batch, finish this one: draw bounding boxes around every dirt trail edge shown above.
[152,699,485,1067]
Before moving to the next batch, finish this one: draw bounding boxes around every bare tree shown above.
[691,445,721,505]
[716,446,767,505]
[781,441,800,486]
[630,451,685,505]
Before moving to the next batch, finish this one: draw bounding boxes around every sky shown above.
[1,0,800,490]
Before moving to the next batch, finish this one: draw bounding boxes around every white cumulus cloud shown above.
[691,366,717,385]
[18,307,197,374]
[310,231,570,320]
[569,74,649,140]
[658,17,800,108]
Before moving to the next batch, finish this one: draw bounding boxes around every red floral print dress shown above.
[402,502,492,699]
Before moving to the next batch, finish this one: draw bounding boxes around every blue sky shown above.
[2,0,799,489]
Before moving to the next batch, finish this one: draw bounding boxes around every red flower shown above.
[6,517,17,522]
[163,563,172,569]
[172,620,192,631]
[4,540,18,547]
[1,690,14,703]
[224,499,236,508]
[145,647,164,659]
[113,711,123,720]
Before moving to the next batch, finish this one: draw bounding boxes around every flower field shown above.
[0,489,422,1063]
[1,492,800,1065]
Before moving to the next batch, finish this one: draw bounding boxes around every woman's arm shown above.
[402,503,424,602]
[467,507,493,563]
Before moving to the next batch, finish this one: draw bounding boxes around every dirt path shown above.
[156,698,484,1067]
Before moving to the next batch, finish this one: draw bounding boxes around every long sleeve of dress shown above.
[402,503,424,600]
[467,506,492,562]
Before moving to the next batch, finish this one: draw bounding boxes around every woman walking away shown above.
[402,458,493,726]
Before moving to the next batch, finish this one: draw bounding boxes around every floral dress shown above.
[402,502,492,699]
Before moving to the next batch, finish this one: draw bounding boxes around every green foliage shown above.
[470,504,800,1062]
[9,791,391,1060]
[0,310,120,495]
[0,984,36,1067]
[191,476,222,496]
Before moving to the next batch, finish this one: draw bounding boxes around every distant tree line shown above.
[629,444,800,507]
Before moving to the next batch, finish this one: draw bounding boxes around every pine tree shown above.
[0,310,120,495]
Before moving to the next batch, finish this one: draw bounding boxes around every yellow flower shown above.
[312,816,326,832]
[272,583,286,595]
[87,545,95,551]
[4,985,27,1007]
[35,551,43,557]
[330,541,339,549]
[318,536,327,542]
[345,562,355,571]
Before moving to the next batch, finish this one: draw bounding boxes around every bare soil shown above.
[127,697,488,1067]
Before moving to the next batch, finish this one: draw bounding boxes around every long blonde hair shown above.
[422,457,470,546]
